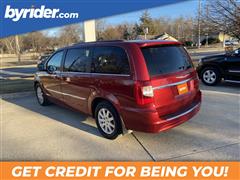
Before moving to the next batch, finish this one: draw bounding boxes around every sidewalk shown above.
[0,64,36,69]
[187,47,225,54]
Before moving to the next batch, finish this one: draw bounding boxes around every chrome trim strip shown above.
[225,80,240,84]
[46,89,86,100]
[62,72,130,77]
[153,78,193,90]
[228,70,240,73]
[166,102,200,121]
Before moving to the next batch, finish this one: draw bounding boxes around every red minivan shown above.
[34,40,201,139]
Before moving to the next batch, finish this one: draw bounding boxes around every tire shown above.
[35,83,50,106]
[200,67,221,86]
[95,101,122,139]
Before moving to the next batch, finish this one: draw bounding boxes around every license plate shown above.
[177,83,188,95]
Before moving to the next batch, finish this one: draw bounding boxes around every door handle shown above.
[62,76,71,82]
[52,73,61,79]
[63,77,71,82]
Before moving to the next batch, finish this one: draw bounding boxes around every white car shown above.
[225,40,239,46]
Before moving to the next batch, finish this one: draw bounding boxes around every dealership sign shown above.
[0,0,185,38]
[4,5,79,22]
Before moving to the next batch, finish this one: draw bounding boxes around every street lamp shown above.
[198,0,202,48]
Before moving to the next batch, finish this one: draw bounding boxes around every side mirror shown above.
[47,65,57,74]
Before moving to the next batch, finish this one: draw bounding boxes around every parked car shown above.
[34,40,201,139]
[38,49,55,63]
[37,57,48,71]
[224,40,239,46]
[197,48,240,86]
[37,49,55,71]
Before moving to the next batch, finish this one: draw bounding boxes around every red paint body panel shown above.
[35,40,201,133]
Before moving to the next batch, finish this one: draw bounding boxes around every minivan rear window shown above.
[141,45,192,76]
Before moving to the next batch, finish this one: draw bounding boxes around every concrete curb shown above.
[0,64,36,69]
[187,48,225,53]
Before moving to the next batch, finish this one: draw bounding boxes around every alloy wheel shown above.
[37,86,44,104]
[203,70,217,84]
[97,108,115,135]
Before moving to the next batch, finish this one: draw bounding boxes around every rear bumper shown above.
[122,90,201,133]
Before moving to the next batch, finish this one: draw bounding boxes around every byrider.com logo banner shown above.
[4,5,79,22]
[0,0,182,38]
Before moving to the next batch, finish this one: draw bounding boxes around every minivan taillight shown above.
[134,81,154,105]
[142,86,154,97]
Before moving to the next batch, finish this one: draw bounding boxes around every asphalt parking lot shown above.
[1,83,239,161]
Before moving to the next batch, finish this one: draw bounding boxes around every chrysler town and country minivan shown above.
[34,40,201,139]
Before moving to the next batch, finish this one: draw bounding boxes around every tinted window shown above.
[64,48,91,72]
[141,46,192,76]
[92,47,130,74]
[47,51,63,71]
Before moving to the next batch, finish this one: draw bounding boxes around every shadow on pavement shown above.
[3,95,104,139]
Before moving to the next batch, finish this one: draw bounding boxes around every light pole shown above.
[15,35,21,63]
[83,20,96,42]
[198,0,201,48]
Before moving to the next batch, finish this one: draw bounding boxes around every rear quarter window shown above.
[92,46,130,74]
[141,45,192,76]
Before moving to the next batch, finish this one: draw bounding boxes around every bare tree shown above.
[98,25,122,40]
[21,32,49,52]
[96,19,107,40]
[58,24,82,47]
[0,36,17,53]
[203,0,240,40]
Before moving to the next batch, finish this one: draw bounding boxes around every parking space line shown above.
[131,133,156,161]
[163,141,240,161]
[202,90,240,97]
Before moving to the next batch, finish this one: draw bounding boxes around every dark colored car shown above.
[34,40,201,139]
[38,49,55,62]
[197,48,240,86]
[37,58,48,71]
[37,49,55,70]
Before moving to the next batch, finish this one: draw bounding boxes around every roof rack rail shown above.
[73,40,124,46]
[96,40,124,42]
